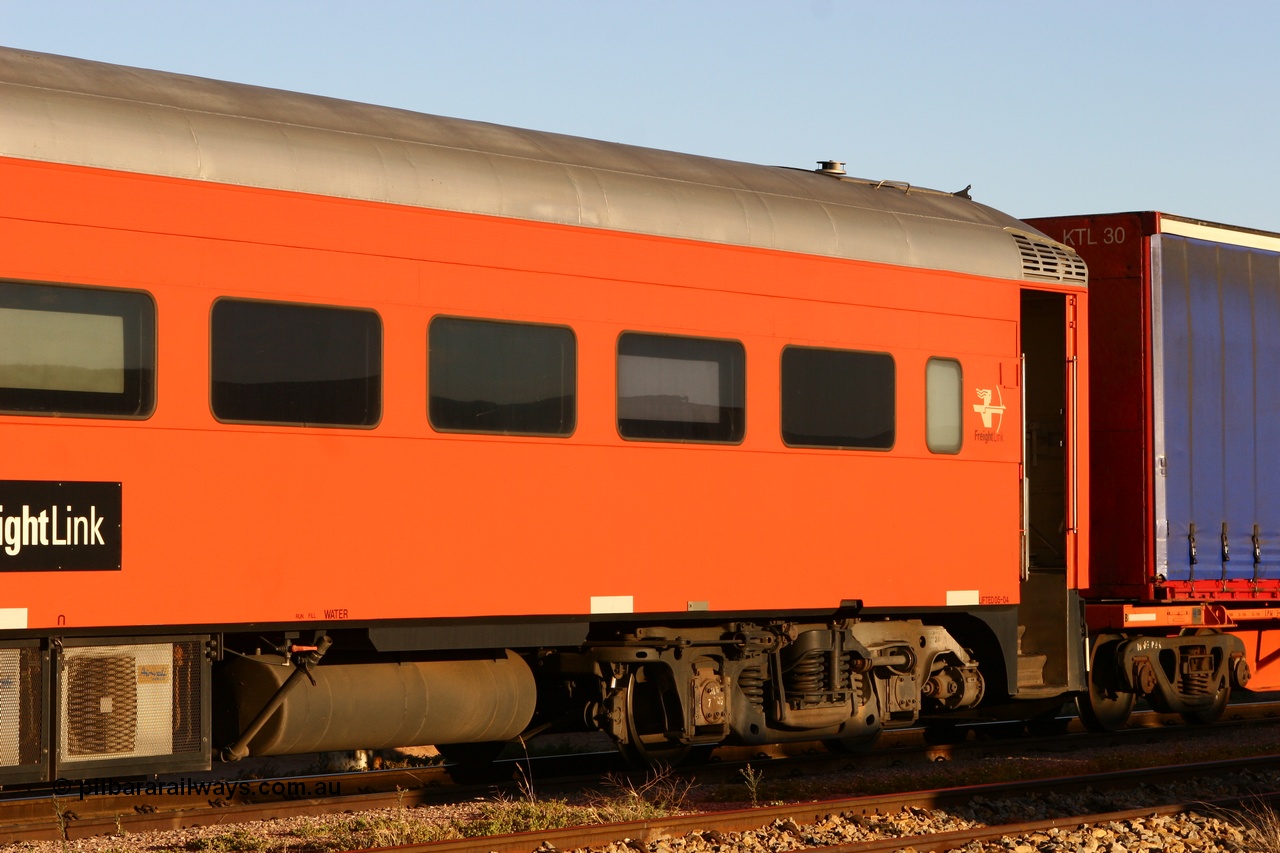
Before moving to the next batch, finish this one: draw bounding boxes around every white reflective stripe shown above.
[946,590,980,606]
[590,596,634,614]
[1126,612,1158,623]
[0,608,28,629]
[1160,218,1280,253]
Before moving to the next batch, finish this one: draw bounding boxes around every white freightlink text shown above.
[0,504,107,556]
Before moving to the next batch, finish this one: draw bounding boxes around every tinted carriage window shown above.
[617,333,744,442]
[211,299,381,427]
[781,346,894,449]
[926,358,963,454]
[0,281,155,418]
[429,317,575,435]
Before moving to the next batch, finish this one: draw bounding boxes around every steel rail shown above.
[804,796,1280,853]
[352,758,1280,853]
[6,702,1280,843]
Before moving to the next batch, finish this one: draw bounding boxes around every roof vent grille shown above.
[1011,232,1087,283]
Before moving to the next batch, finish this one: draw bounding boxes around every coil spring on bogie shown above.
[786,649,826,699]
[739,666,765,711]
[837,651,853,692]
[1181,667,1212,695]
[1179,647,1215,696]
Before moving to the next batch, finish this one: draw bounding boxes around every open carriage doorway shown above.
[1016,289,1078,692]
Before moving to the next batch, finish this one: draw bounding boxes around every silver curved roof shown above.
[0,46,1084,285]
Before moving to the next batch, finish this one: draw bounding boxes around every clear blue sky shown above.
[4,1,1278,232]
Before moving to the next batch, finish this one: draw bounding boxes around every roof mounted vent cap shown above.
[816,160,846,176]
[1009,231,1088,284]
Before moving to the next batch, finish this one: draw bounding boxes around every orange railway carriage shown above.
[0,47,1098,781]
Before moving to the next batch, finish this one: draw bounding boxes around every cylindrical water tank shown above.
[218,650,536,756]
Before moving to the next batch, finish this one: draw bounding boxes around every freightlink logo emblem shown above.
[973,387,1006,431]
[0,481,121,571]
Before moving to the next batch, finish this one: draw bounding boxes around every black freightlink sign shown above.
[0,481,121,571]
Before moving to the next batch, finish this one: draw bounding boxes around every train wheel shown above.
[1076,684,1134,732]
[1179,677,1229,725]
[1077,639,1134,732]
[616,736,691,767]
[615,665,693,767]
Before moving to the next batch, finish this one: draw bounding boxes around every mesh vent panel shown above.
[65,655,138,756]
[172,640,202,754]
[58,641,205,766]
[1,646,44,770]
[1012,232,1087,283]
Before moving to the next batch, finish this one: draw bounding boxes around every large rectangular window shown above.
[781,346,894,449]
[926,357,963,454]
[429,317,575,436]
[211,299,381,427]
[0,281,155,418]
[617,333,744,442]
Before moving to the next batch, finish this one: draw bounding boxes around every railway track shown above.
[396,756,1280,852]
[15,751,1280,852]
[6,701,1280,846]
